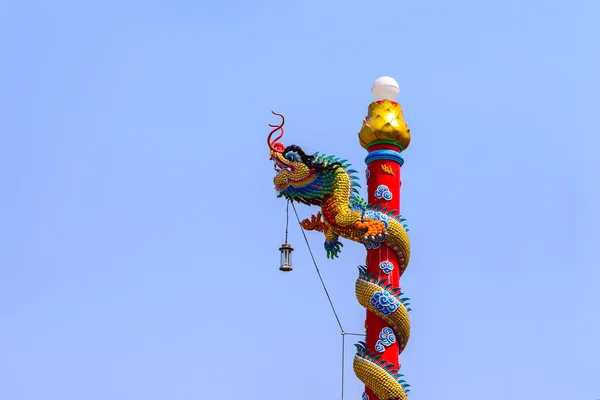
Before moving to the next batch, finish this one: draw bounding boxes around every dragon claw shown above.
[361,232,388,246]
[325,239,343,259]
[355,218,388,244]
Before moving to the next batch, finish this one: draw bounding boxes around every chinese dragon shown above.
[268,102,412,400]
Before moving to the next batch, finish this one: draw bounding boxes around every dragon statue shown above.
[268,110,412,400]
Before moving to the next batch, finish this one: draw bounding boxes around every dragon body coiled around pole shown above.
[268,112,412,400]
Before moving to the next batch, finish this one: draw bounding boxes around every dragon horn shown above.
[267,111,285,152]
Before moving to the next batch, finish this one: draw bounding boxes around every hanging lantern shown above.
[279,243,294,272]
[278,200,294,272]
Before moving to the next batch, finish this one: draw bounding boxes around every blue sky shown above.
[1,0,599,399]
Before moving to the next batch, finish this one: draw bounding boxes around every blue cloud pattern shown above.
[379,260,394,274]
[374,327,397,352]
[370,291,400,316]
[374,185,393,201]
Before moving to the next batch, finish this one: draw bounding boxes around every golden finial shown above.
[358,77,411,152]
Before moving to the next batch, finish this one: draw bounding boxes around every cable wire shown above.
[291,201,344,333]
[290,202,368,398]
[342,332,345,399]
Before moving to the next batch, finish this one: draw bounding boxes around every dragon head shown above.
[268,112,341,205]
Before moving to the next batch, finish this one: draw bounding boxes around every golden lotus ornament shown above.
[358,100,411,151]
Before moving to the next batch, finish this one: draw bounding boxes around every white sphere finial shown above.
[371,76,400,101]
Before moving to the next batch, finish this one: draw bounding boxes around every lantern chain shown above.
[285,199,290,244]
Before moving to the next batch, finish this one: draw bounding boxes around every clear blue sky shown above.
[1,0,599,399]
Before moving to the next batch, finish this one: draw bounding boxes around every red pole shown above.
[358,78,411,398]
[363,142,404,400]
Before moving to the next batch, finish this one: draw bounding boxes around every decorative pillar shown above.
[358,77,411,400]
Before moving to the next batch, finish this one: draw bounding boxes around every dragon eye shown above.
[285,151,300,162]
